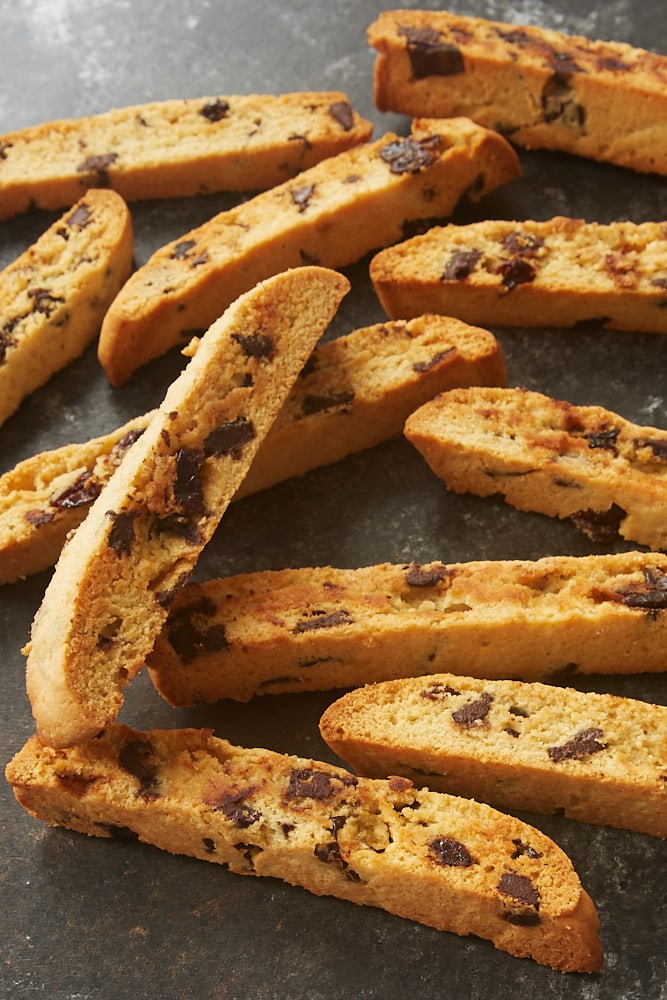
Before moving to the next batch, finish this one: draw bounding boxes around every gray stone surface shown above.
[1,2,666,998]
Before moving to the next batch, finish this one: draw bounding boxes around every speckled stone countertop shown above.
[1,1,666,998]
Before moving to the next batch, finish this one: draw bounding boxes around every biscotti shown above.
[405,387,667,551]
[0,92,372,220]
[368,10,667,175]
[369,216,667,332]
[0,315,506,584]
[97,116,521,384]
[5,723,603,972]
[236,314,507,498]
[0,411,153,586]
[320,673,667,839]
[146,551,667,706]
[0,190,133,427]
[24,267,349,748]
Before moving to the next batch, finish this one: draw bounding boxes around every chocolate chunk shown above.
[301,389,355,415]
[76,152,118,182]
[119,739,160,799]
[584,426,620,451]
[171,239,197,260]
[290,183,315,212]
[314,840,362,881]
[498,872,540,908]
[25,509,56,527]
[199,98,230,122]
[541,75,586,130]
[496,256,536,290]
[106,509,139,556]
[548,727,607,762]
[503,910,542,927]
[636,436,667,461]
[113,427,146,455]
[503,231,543,257]
[412,347,456,373]
[173,447,206,516]
[232,331,274,359]
[329,101,354,131]
[0,141,12,160]
[613,566,667,611]
[294,609,352,633]
[571,503,625,543]
[287,768,336,800]
[442,249,481,281]
[398,25,465,78]
[204,417,255,458]
[203,837,216,854]
[27,287,65,316]
[404,562,451,587]
[429,836,475,867]
[511,839,542,860]
[212,790,261,828]
[421,682,460,700]
[0,328,17,363]
[452,692,493,727]
[380,136,440,174]
[50,470,101,510]
[509,705,530,718]
[66,203,92,228]
[164,595,228,659]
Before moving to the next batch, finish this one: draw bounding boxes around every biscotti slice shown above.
[0,315,506,584]
[0,190,133,427]
[97,116,520,384]
[5,723,603,972]
[368,10,667,175]
[0,92,372,220]
[146,551,667,706]
[0,411,153,586]
[405,387,667,551]
[321,674,667,839]
[24,267,349,748]
[237,314,507,498]
[370,216,667,332]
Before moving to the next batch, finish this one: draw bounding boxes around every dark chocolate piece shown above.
[548,727,607,762]
[398,25,465,78]
[329,101,354,131]
[380,135,440,174]
[452,692,493,727]
[199,98,230,122]
[50,471,101,510]
[204,417,255,458]
[294,609,352,633]
[404,562,451,587]
[429,836,475,867]
[442,249,481,281]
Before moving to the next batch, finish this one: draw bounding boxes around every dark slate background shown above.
[1,1,665,998]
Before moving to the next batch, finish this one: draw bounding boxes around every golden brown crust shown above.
[370,216,667,332]
[0,315,505,584]
[368,10,667,174]
[24,267,349,748]
[320,673,667,838]
[0,190,133,427]
[0,92,372,219]
[5,723,603,972]
[97,117,520,384]
[146,551,667,706]
[405,386,667,551]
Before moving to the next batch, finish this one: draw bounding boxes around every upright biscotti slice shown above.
[24,267,349,748]
[97,116,520,384]
[368,10,667,175]
[5,723,603,972]
[146,552,667,706]
[320,673,667,839]
[0,92,372,220]
[404,387,667,551]
[0,315,506,584]
[0,190,133,427]
[370,216,667,332]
